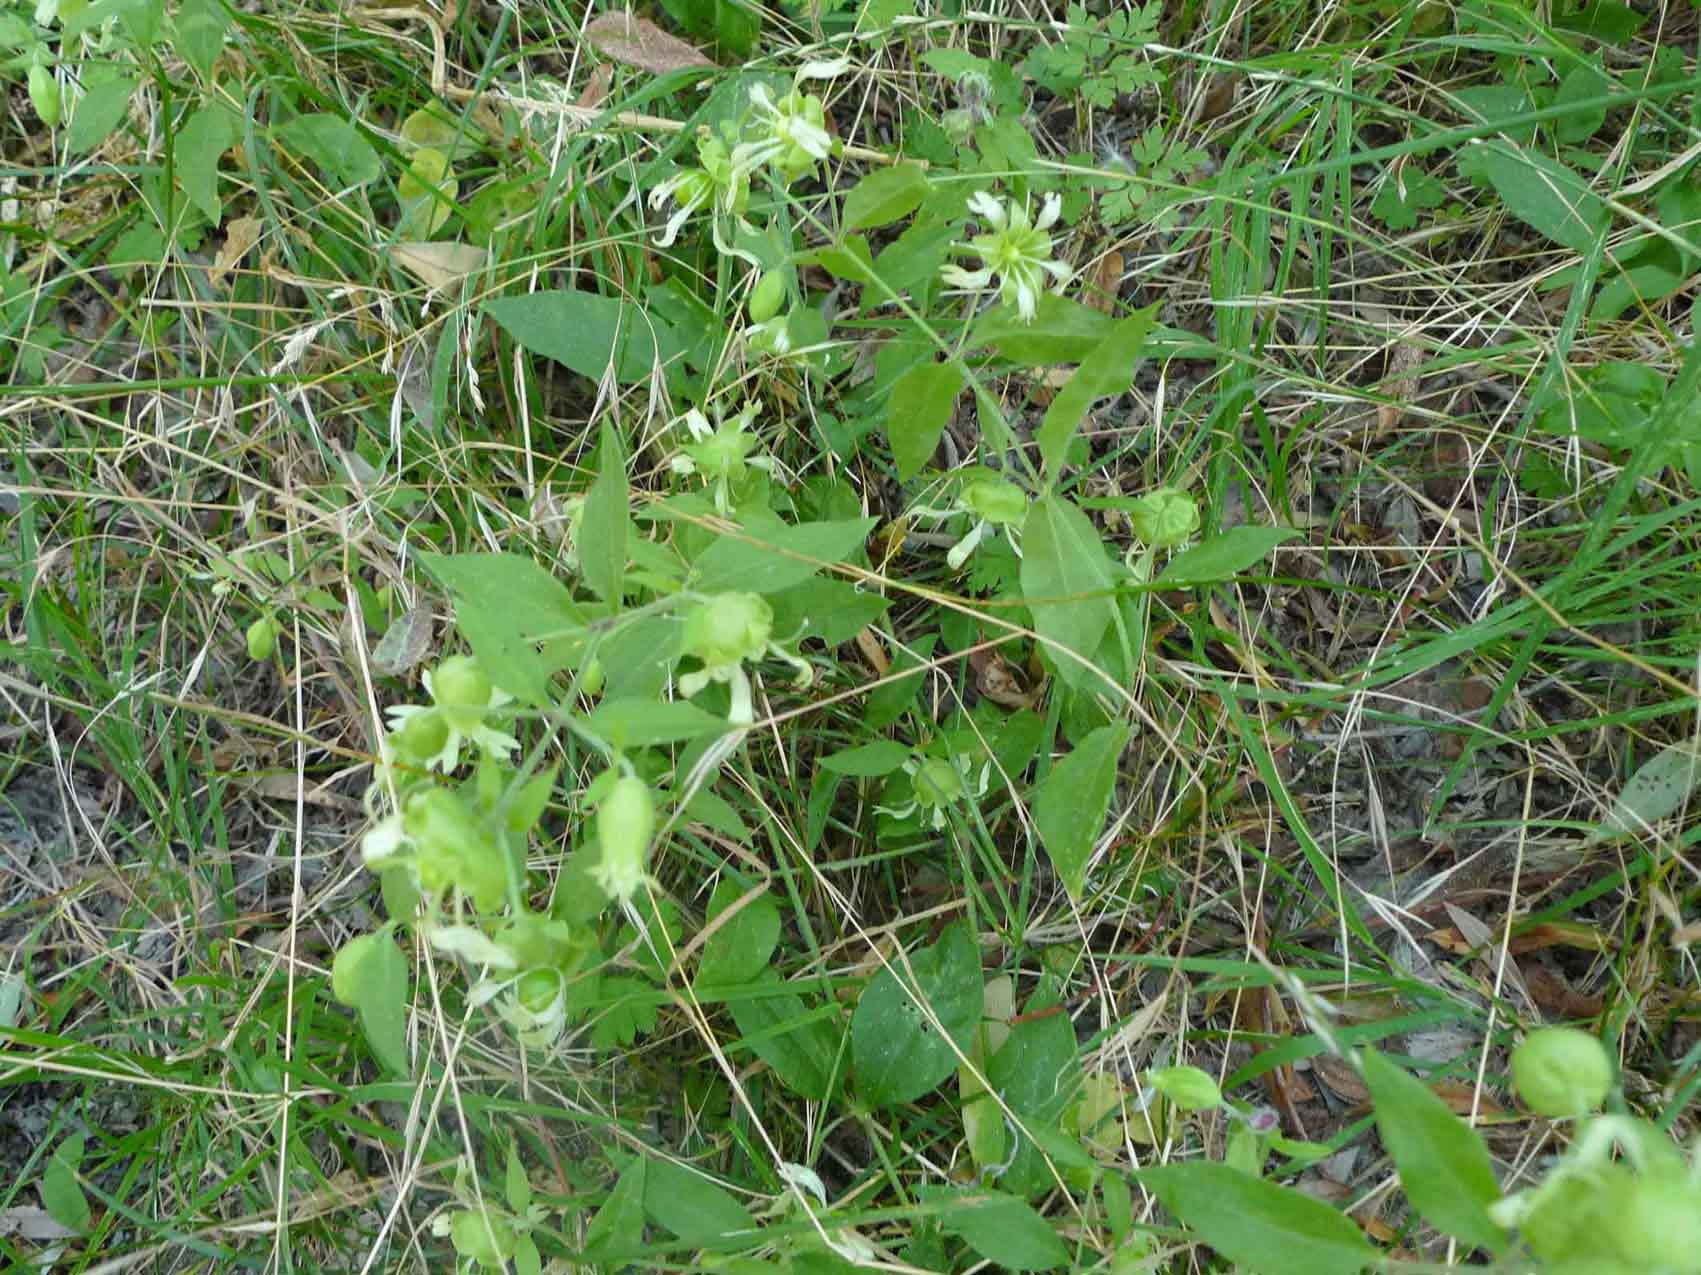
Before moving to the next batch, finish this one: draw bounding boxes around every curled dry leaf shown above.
[577,63,614,111]
[370,605,435,676]
[210,215,263,289]
[969,647,1043,709]
[389,241,490,291]
[583,12,714,76]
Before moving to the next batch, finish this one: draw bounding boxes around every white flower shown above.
[732,83,834,183]
[941,191,1072,323]
[383,660,518,774]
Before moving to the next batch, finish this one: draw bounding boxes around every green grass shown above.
[3,0,1701,1271]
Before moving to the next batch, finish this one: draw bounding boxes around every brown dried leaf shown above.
[210,215,263,289]
[370,605,435,676]
[584,12,714,75]
[1082,248,1124,314]
[969,647,1042,709]
[854,627,889,675]
[389,241,490,291]
[576,62,614,111]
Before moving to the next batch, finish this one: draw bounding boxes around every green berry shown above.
[960,475,1027,526]
[431,655,492,733]
[749,271,786,324]
[29,64,61,127]
[246,615,281,661]
[396,708,450,762]
[1512,1027,1613,1117]
[1127,487,1200,549]
[516,968,562,1015]
[449,1208,517,1267]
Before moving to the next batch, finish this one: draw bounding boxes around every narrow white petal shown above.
[1014,277,1038,322]
[655,202,693,248]
[940,265,993,289]
[428,925,519,969]
[947,521,988,570]
[967,190,1004,225]
[1037,191,1063,230]
[796,58,850,82]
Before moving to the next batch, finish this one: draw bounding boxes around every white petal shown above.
[795,58,850,82]
[967,190,1005,225]
[680,407,713,439]
[746,83,775,113]
[1037,191,1063,230]
[791,120,834,160]
[655,201,694,248]
[1042,259,1073,284]
[727,666,754,725]
[361,814,408,865]
[1013,277,1038,322]
[940,265,993,289]
[946,521,988,570]
[678,669,711,698]
[428,925,519,969]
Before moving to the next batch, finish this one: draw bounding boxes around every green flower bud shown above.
[448,1208,518,1268]
[405,789,509,910]
[1512,1027,1613,1117]
[912,758,964,808]
[579,656,605,697]
[246,615,281,661]
[749,271,786,324]
[516,967,563,1016]
[395,707,450,762]
[29,64,61,127]
[686,427,761,481]
[960,475,1028,526]
[1147,1064,1223,1112]
[594,775,654,903]
[430,655,492,732]
[1128,487,1199,549]
[331,932,379,1007]
[682,592,773,671]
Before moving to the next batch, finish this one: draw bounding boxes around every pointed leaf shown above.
[1361,1048,1505,1254]
[419,551,587,705]
[176,102,237,223]
[41,1135,90,1234]
[1020,495,1116,688]
[486,290,686,385]
[643,1158,756,1249]
[940,1190,1068,1270]
[888,359,965,479]
[1457,141,1608,255]
[1136,1162,1376,1275]
[1037,307,1156,479]
[844,162,931,231]
[355,934,410,1075]
[852,921,981,1107]
[730,974,840,1100]
[1156,525,1299,586]
[697,880,781,988]
[580,419,629,605]
[691,516,875,593]
[1032,724,1127,899]
[1591,739,1701,842]
[583,1157,646,1259]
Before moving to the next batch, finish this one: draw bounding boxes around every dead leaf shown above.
[239,774,363,813]
[583,12,714,75]
[854,627,889,675]
[1376,336,1425,432]
[1429,1080,1505,1118]
[370,605,434,676]
[210,216,263,289]
[1311,1054,1371,1106]
[1520,960,1604,1019]
[577,63,613,111]
[0,1206,80,1241]
[389,241,490,291]
[1082,248,1124,314]
[969,647,1042,709]
[1195,72,1239,122]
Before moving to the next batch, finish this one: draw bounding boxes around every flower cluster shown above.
[941,191,1072,323]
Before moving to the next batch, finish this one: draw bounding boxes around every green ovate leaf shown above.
[973,293,1118,365]
[642,1158,756,1249]
[844,161,931,231]
[1156,525,1299,585]
[852,921,981,1107]
[1032,724,1127,900]
[1037,307,1157,480]
[176,102,237,224]
[419,552,586,705]
[1361,1048,1505,1254]
[697,880,781,988]
[730,974,839,1100]
[585,698,726,748]
[888,360,965,480]
[1020,495,1117,689]
[275,114,382,187]
[691,516,875,593]
[580,419,629,605]
[1136,1163,1377,1275]
[174,0,231,83]
[41,1134,91,1233]
[1457,141,1608,255]
[69,69,138,154]
[583,1156,646,1259]
[356,934,410,1075]
[820,740,911,777]
[939,1190,1069,1270]
[486,291,686,385]
[1590,740,1701,842]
